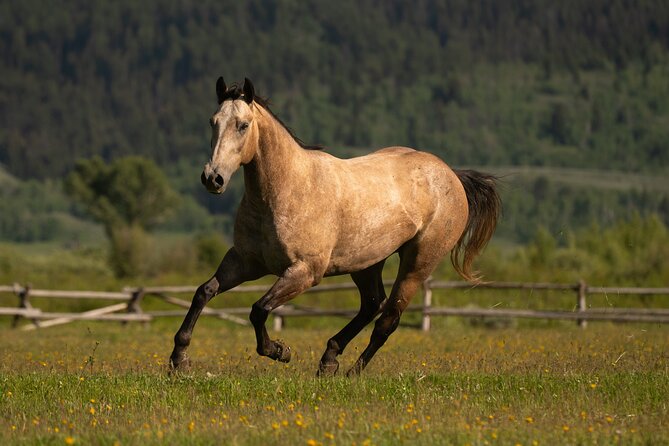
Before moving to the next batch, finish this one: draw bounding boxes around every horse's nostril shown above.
[214,174,225,187]
[201,172,207,185]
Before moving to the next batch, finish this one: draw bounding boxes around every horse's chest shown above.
[233,206,297,272]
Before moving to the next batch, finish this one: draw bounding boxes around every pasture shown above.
[1,320,667,445]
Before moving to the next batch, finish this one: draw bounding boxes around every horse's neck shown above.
[242,109,308,205]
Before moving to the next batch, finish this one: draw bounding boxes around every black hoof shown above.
[275,340,292,363]
[264,340,292,363]
[317,360,339,377]
[346,363,363,378]
[168,354,190,375]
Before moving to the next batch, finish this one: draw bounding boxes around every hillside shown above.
[1,0,669,179]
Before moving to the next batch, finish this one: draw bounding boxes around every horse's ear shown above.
[243,77,255,104]
[216,76,227,104]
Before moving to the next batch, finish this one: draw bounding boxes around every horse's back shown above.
[339,146,418,165]
[336,146,461,198]
[319,146,468,275]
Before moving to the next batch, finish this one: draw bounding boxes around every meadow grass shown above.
[0,320,667,445]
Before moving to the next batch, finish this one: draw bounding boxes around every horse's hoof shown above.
[317,360,339,377]
[168,355,190,375]
[275,341,292,363]
[345,363,363,378]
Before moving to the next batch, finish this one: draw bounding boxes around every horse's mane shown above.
[221,84,324,151]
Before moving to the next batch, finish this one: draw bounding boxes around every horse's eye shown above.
[238,122,249,132]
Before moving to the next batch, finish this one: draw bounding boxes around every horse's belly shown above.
[326,214,418,275]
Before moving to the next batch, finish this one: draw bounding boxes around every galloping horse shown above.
[169,77,501,376]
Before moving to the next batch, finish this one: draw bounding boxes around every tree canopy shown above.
[64,156,178,231]
[1,0,668,179]
[63,156,179,277]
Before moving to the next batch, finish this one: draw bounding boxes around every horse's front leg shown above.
[317,261,386,377]
[249,261,319,363]
[170,248,263,372]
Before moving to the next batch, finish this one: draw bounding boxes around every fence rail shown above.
[1,280,668,331]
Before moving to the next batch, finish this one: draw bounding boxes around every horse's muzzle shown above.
[201,171,225,194]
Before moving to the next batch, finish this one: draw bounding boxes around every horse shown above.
[169,77,501,377]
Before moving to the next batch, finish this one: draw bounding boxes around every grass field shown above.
[1,319,667,445]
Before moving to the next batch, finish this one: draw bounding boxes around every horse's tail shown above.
[450,169,501,283]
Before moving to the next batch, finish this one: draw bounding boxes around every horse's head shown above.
[202,77,259,194]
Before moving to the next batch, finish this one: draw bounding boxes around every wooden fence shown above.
[1,280,669,331]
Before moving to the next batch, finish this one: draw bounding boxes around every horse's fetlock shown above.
[174,331,191,348]
[326,338,341,354]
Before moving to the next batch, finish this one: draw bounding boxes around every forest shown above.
[1,0,669,262]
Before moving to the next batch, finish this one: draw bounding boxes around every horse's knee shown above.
[199,278,220,299]
[190,280,218,310]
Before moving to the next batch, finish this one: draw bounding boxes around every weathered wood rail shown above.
[1,280,668,331]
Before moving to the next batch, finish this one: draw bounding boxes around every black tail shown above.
[451,169,501,283]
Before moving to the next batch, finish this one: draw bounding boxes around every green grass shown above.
[0,322,667,445]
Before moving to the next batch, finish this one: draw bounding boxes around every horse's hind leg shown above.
[346,274,421,376]
[347,241,442,376]
[317,260,386,377]
[249,261,320,363]
[170,248,263,372]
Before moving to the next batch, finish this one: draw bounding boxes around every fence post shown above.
[421,277,433,332]
[273,310,284,332]
[577,280,587,329]
[12,283,39,329]
[125,288,146,326]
